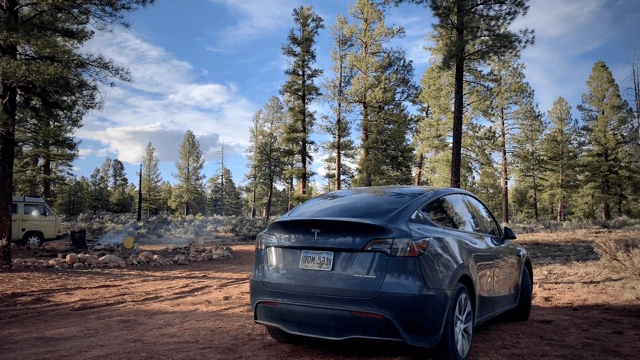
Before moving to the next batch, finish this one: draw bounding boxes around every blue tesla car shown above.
[250,186,532,359]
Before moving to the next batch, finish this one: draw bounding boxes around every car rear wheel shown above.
[22,233,44,247]
[508,267,532,321]
[434,283,473,360]
[266,326,299,344]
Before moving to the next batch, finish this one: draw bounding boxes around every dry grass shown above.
[594,238,640,278]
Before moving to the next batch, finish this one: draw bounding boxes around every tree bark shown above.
[532,176,539,221]
[0,0,19,266]
[450,0,465,189]
[557,171,565,222]
[415,153,424,186]
[361,102,371,186]
[500,109,509,224]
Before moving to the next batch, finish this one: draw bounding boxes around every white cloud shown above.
[510,0,622,111]
[211,0,302,46]
[79,124,224,164]
[79,29,257,166]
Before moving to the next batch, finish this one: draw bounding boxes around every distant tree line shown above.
[5,0,640,247]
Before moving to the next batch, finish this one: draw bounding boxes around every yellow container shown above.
[123,236,135,249]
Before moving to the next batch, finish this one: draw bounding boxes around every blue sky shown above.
[73,0,640,189]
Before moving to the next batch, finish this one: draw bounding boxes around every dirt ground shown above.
[2,232,640,360]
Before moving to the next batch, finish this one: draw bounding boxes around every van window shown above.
[11,203,17,214]
[24,204,47,217]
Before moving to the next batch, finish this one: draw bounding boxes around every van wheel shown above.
[23,233,44,247]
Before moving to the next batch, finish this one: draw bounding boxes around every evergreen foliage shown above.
[170,130,205,216]
[281,6,324,200]
[141,142,162,217]
[578,61,634,220]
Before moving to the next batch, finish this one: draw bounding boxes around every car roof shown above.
[285,186,473,222]
[12,196,46,203]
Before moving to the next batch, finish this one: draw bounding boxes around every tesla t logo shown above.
[311,229,321,240]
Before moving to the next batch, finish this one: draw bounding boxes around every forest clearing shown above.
[1,229,639,360]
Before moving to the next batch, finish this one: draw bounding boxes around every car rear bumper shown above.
[250,279,450,348]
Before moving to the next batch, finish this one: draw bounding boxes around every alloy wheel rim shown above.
[27,236,41,246]
[454,293,473,357]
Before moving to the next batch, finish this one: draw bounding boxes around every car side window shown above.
[11,203,18,214]
[421,195,475,232]
[463,196,501,236]
[24,204,46,217]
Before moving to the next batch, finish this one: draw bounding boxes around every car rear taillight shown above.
[255,233,277,250]
[364,238,430,257]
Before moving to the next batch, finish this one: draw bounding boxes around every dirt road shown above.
[1,243,639,359]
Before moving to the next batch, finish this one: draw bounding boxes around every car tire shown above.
[433,283,474,360]
[266,326,299,344]
[508,267,532,321]
[22,232,44,247]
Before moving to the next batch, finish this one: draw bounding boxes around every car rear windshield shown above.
[287,188,426,219]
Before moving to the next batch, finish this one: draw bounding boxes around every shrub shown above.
[218,217,268,240]
[594,238,640,278]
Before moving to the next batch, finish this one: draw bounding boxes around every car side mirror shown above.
[503,226,517,240]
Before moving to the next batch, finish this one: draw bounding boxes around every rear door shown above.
[415,194,496,320]
[463,196,520,311]
[260,219,392,298]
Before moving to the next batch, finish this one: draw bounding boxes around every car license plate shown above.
[299,250,333,271]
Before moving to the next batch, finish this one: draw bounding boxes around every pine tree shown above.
[207,167,242,216]
[579,61,634,220]
[281,6,324,199]
[484,55,534,223]
[141,142,162,217]
[513,103,547,221]
[397,0,534,188]
[344,0,417,186]
[171,130,205,216]
[110,159,132,213]
[88,168,109,214]
[57,178,89,216]
[0,0,153,265]
[540,97,580,221]
[159,181,173,215]
[322,15,356,191]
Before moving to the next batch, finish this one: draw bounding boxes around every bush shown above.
[217,217,268,240]
[594,238,640,278]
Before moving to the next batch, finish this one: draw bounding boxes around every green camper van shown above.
[11,196,63,246]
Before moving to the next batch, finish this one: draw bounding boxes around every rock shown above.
[118,261,127,268]
[93,250,107,258]
[107,263,117,268]
[65,253,78,265]
[224,250,233,259]
[73,263,84,269]
[152,255,165,263]
[84,255,99,265]
[25,258,38,264]
[173,254,188,265]
[49,258,65,267]
[137,252,154,263]
[197,255,204,262]
[12,258,23,264]
[211,254,220,260]
[99,254,123,264]
[77,253,87,263]
[189,252,198,258]
[62,263,69,269]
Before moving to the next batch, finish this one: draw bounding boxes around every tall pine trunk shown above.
[450,0,465,189]
[557,171,566,222]
[0,0,19,265]
[532,176,539,221]
[415,153,424,186]
[361,101,371,186]
[500,110,509,224]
